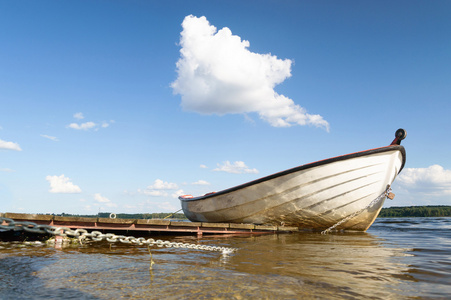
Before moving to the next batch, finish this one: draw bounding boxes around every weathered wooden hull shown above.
[180,145,406,231]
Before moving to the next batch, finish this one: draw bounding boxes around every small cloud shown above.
[94,193,117,207]
[138,179,179,197]
[94,193,110,203]
[68,113,113,131]
[213,161,259,174]
[46,174,82,194]
[192,180,210,185]
[1,168,15,172]
[171,15,329,131]
[102,120,115,128]
[172,189,185,198]
[200,164,208,169]
[41,134,59,141]
[148,179,178,190]
[68,122,97,130]
[74,112,85,120]
[0,139,22,151]
[68,120,114,131]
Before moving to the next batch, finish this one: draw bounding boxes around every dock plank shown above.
[54,216,97,223]
[4,213,53,221]
[136,219,171,226]
[171,221,202,227]
[229,223,255,230]
[255,225,277,231]
[98,217,136,224]
[201,222,230,228]
[1,212,295,236]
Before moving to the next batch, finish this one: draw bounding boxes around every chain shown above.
[0,218,237,254]
[321,186,392,234]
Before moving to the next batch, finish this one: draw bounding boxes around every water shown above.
[1,217,450,299]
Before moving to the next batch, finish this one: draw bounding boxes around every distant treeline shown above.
[379,206,451,218]
[59,212,188,220]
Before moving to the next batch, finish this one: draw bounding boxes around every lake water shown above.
[1,217,450,299]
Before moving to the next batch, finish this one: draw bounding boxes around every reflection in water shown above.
[0,218,450,299]
[220,233,416,299]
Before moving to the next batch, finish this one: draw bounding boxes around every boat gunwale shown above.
[180,145,406,202]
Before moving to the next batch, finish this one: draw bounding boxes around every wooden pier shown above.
[1,212,299,237]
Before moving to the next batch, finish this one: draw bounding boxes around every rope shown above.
[163,208,183,219]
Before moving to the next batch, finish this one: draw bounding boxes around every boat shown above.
[179,129,407,231]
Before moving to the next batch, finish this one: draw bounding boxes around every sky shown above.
[1,0,451,215]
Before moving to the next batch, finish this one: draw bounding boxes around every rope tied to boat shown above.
[321,186,393,234]
[0,218,237,254]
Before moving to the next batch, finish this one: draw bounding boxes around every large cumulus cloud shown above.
[172,15,329,130]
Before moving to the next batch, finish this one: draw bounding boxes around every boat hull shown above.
[180,145,406,231]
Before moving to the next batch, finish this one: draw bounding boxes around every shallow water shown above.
[1,218,450,299]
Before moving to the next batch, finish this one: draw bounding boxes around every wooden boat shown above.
[179,129,407,231]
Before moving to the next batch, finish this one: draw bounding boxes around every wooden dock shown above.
[1,212,300,237]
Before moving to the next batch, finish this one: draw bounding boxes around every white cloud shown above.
[172,189,185,198]
[213,161,259,174]
[192,180,210,185]
[68,121,97,130]
[148,179,178,190]
[102,120,115,128]
[94,193,117,207]
[94,193,110,203]
[46,174,82,194]
[74,112,84,120]
[396,165,451,196]
[41,134,59,141]
[172,15,329,131]
[103,120,115,128]
[200,164,208,169]
[1,168,15,172]
[0,139,22,151]
[67,113,114,131]
[139,179,179,197]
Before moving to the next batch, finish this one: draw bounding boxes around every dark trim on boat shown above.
[180,145,406,202]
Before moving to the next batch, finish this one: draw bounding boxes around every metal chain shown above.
[321,186,392,234]
[0,218,237,254]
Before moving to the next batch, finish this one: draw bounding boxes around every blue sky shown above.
[1,1,450,214]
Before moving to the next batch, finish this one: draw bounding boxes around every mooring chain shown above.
[321,186,392,234]
[0,217,237,253]
[0,218,56,235]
